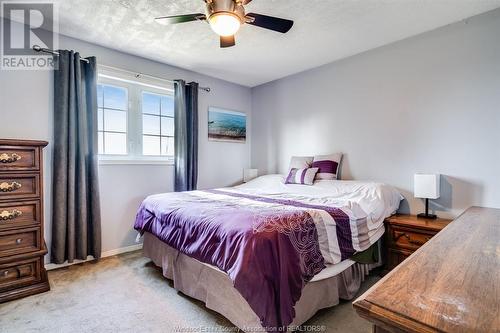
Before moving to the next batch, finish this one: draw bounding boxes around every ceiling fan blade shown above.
[241,0,253,4]
[155,13,206,25]
[246,13,294,33]
[220,35,236,48]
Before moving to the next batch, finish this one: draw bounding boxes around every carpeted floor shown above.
[0,251,378,333]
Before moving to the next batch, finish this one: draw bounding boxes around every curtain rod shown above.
[98,64,211,92]
[33,45,90,63]
[32,45,211,93]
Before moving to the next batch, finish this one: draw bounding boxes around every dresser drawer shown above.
[0,228,40,258]
[390,227,433,251]
[0,173,40,201]
[0,257,42,292]
[0,200,41,231]
[0,146,40,172]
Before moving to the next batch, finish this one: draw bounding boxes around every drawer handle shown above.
[0,181,22,192]
[395,232,431,246]
[2,270,8,277]
[16,238,22,244]
[0,153,21,164]
[0,209,22,221]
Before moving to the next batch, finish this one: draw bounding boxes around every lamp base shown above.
[417,213,437,219]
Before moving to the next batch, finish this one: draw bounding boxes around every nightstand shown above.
[384,214,452,271]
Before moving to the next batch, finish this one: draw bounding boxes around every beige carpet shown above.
[0,251,377,333]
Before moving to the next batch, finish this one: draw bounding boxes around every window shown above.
[97,67,174,163]
[97,84,128,155]
[142,92,175,156]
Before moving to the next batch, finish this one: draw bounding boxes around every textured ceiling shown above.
[48,0,500,86]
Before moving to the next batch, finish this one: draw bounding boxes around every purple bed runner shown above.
[134,190,353,331]
[208,189,355,260]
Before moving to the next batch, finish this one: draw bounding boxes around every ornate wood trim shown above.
[0,153,21,164]
[0,181,22,192]
[0,209,22,221]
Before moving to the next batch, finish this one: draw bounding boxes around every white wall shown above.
[0,25,252,262]
[251,9,500,219]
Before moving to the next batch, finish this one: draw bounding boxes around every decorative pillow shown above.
[288,156,313,171]
[312,153,343,180]
[285,168,319,185]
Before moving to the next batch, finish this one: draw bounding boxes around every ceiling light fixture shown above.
[154,0,294,48]
[208,12,241,36]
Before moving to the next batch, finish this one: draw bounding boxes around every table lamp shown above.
[414,174,440,219]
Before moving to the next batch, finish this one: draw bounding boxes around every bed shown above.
[134,174,402,332]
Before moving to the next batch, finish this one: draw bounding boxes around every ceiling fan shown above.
[155,0,294,48]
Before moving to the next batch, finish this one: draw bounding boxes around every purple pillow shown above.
[285,168,319,185]
[312,153,343,180]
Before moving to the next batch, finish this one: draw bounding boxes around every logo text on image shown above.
[1,1,58,70]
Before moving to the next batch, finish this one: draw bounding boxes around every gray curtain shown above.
[174,80,199,192]
[51,50,101,264]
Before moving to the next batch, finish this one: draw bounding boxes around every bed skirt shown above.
[142,232,377,332]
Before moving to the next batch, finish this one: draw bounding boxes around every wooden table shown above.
[353,206,500,333]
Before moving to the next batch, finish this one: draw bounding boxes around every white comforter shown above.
[226,174,403,264]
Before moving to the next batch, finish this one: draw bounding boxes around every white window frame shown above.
[97,66,175,165]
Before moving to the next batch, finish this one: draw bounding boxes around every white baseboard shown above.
[101,243,143,257]
[45,243,143,271]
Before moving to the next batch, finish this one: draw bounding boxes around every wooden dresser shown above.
[385,214,452,271]
[0,139,50,303]
[354,207,500,333]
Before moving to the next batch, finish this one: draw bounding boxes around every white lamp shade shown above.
[414,174,440,199]
[243,169,258,183]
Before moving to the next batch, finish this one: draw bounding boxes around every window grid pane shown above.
[143,114,161,136]
[161,136,175,156]
[98,108,104,131]
[104,109,127,132]
[98,130,127,155]
[161,116,174,137]
[104,132,127,155]
[97,85,103,108]
[142,92,161,115]
[161,95,174,117]
[103,85,128,110]
[98,132,104,154]
[142,91,174,157]
[142,135,161,156]
[97,83,128,155]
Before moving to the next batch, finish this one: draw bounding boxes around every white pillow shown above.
[285,168,319,186]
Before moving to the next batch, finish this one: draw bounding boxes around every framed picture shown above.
[208,107,246,143]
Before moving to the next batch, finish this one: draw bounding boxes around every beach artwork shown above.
[208,107,246,142]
